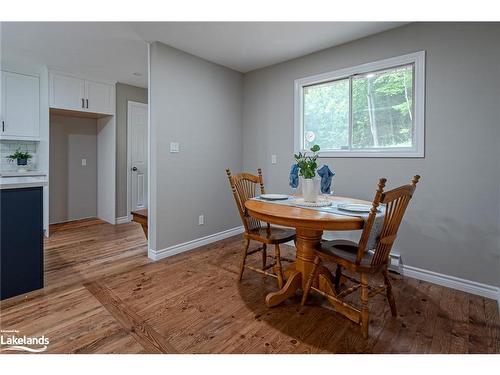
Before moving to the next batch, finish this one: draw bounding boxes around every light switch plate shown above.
[170,142,180,153]
[271,154,277,164]
[81,159,87,166]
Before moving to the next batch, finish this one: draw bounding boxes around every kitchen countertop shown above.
[0,171,47,177]
[0,175,48,189]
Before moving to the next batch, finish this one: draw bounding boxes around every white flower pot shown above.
[301,177,320,202]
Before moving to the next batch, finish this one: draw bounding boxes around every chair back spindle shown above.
[355,178,386,264]
[356,175,420,267]
[226,169,267,233]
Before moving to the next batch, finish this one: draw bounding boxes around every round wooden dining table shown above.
[245,196,369,308]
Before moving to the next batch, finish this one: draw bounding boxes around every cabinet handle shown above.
[2,121,4,132]
[82,98,85,108]
[86,99,89,109]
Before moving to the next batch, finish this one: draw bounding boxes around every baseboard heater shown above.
[388,253,402,274]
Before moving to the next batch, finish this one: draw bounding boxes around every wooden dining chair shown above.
[226,168,296,288]
[301,175,420,338]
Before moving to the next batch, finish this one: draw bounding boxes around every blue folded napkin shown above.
[317,165,335,194]
[289,164,299,188]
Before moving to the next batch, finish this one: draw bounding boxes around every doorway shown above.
[127,101,148,217]
[48,110,116,228]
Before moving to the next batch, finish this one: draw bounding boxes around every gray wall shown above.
[149,42,243,251]
[49,114,97,223]
[242,23,500,286]
[115,82,148,218]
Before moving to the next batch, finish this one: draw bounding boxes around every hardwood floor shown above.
[1,219,499,354]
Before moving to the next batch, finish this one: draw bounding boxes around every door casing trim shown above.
[127,100,149,222]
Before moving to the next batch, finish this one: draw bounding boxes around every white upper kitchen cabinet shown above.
[49,72,114,115]
[85,80,113,114]
[1,71,40,140]
[49,73,85,111]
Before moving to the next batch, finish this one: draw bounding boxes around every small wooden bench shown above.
[131,209,148,239]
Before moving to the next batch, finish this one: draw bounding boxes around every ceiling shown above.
[1,22,406,88]
[132,22,405,73]
[1,22,149,87]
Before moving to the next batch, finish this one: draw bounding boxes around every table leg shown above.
[265,228,323,307]
[265,270,301,307]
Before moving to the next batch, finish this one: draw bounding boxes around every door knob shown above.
[131,166,138,172]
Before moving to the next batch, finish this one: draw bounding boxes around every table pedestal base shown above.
[265,228,336,308]
[265,269,302,307]
[265,264,337,307]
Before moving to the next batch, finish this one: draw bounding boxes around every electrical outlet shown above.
[170,142,180,153]
[271,154,277,164]
[81,158,87,166]
[198,214,204,225]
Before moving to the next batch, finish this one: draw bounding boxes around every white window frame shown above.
[294,51,425,158]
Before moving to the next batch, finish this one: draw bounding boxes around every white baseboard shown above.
[49,215,96,225]
[115,215,131,224]
[497,289,500,313]
[148,226,244,261]
[402,264,499,301]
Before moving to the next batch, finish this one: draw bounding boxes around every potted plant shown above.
[7,148,32,171]
[294,144,320,202]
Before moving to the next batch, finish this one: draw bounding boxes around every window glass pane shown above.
[303,78,349,150]
[352,65,413,149]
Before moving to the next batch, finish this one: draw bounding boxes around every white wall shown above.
[97,115,116,224]
[149,42,243,253]
[242,23,500,287]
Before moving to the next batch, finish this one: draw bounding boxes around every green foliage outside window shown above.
[303,65,414,151]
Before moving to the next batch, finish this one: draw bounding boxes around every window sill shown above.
[302,150,425,158]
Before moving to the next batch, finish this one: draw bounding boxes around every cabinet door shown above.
[1,187,43,300]
[49,73,85,111]
[1,71,40,139]
[85,80,113,114]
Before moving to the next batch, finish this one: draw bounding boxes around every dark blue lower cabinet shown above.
[1,187,44,300]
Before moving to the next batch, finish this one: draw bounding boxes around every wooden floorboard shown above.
[0,219,499,353]
[85,281,178,353]
[0,285,145,354]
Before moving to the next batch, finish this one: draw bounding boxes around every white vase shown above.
[301,177,320,202]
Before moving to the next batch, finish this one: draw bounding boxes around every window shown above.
[294,51,425,157]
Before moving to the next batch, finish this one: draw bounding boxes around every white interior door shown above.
[128,101,148,213]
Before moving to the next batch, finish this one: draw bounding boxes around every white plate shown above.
[337,203,374,213]
[259,194,289,201]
